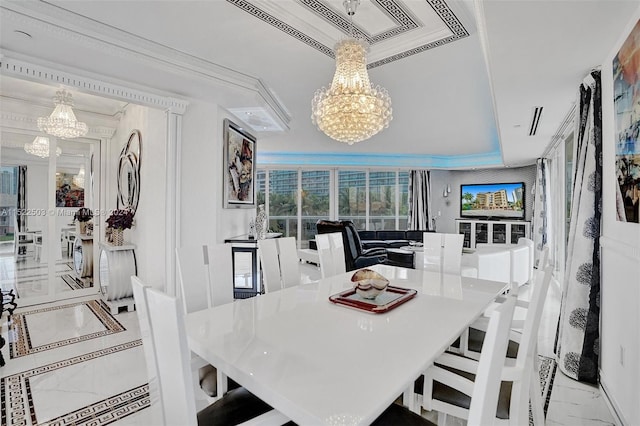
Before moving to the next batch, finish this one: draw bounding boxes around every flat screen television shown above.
[460,182,525,220]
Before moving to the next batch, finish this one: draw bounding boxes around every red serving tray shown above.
[329,285,417,314]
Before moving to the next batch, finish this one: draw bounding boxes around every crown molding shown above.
[0,2,290,128]
[0,111,116,139]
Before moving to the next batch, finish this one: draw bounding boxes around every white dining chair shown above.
[277,237,300,288]
[420,232,464,274]
[328,232,347,275]
[316,232,345,278]
[175,244,235,401]
[401,294,518,425]
[425,266,554,426]
[518,237,535,284]
[204,243,235,307]
[137,280,288,425]
[257,238,282,293]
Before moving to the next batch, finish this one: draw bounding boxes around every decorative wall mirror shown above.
[117,130,142,215]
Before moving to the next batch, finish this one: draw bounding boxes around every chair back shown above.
[130,277,164,425]
[421,232,463,274]
[145,287,198,425]
[421,232,442,271]
[328,232,347,275]
[537,246,550,270]
[205,243,235,306]
[257,238,282,293]
[509,265,553,424]
[468,295,517,426]
[316,232,343,278]
[442,233,463,274]
[176,245,212,314]
[277,237,300,288]
[509,245,530,291]
[517,237,535,283]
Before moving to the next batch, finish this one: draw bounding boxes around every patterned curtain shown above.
[17,166,27,231]
[556,70,602,384]
[407,170,433,230]
[532,158,553,268]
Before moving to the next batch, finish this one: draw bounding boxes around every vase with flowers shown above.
[74,208,93,235]
[106,209,134,246]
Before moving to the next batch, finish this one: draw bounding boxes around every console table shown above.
[455,219,530,248]
[99,242,137,314]
[224,233,281,299]
[72,234,94,278]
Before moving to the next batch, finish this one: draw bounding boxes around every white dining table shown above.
[185,264,509,425]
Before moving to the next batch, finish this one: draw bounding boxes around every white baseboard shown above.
[600,374,627,426]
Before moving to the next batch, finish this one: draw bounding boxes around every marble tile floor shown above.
[0,262,617,426]
[0,250,93,300]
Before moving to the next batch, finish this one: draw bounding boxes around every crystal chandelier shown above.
[73,166,85,188]
[37,89,88,139]
[24,136,62,158]
[311,0,392,145]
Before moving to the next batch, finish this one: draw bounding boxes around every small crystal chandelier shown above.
[24,136,62,158]
[37,89,88,139]
[311,0,392,145]
[73,166,85,188]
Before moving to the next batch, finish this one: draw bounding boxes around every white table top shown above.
[185,264,508,425]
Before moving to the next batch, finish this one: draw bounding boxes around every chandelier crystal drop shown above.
[24,136,62,158]
[311,2,392,145]
[37,89,88,139]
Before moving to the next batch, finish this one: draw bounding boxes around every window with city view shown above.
[256,168,410,248]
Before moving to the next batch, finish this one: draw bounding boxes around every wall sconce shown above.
[443,184,451,198]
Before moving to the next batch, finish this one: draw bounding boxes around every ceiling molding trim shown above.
[471,0,504,164]
[257,150,503,169]
[0,54,189,114]
[0,3,290,127]
[0,111,116,139]
[227,0,335,58]
[367,0,469,68]
[227,0,467,69]
[298,0,419,44]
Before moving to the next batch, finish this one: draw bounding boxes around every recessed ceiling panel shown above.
[227,0,468,67]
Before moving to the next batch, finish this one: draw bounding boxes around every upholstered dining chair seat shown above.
[413,365,513,420]
[467,328,520,359]
[196,387,273,425]
[371,402,436,425]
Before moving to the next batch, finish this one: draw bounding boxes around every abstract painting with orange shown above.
[614,19,640,223]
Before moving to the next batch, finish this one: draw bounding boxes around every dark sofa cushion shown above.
[406,230,432,242]
[362,240,390,249]
[385,240,410,248]
[376,230,407,240]
[358,231,377,240]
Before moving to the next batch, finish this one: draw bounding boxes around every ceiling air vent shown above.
[529,106,543,136]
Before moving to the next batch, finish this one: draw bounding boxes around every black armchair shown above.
[316,220,387,271]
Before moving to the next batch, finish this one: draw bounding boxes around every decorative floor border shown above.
[1,340,148,426]
[10,300,125,358]
[61,274,93,291]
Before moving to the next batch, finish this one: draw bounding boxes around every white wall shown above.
[180,103,254,246]
[108,104,167,288]
[430,165,536,233]
[599,8,640,425]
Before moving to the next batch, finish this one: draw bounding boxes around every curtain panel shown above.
[556,70,602,383]
[532,158,553,268]
[408,170,433,230]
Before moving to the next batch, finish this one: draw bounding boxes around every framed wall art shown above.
[613,19,640,223]
[223,119,257,208]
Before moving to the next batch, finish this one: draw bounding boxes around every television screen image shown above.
[460,182,525,219]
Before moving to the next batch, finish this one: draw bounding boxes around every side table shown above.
[99,242,137,314]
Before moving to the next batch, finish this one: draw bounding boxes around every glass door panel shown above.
[475,222,488,245]
[492,223,507,244]
[301,170,329,249]
[338,170,366,229]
